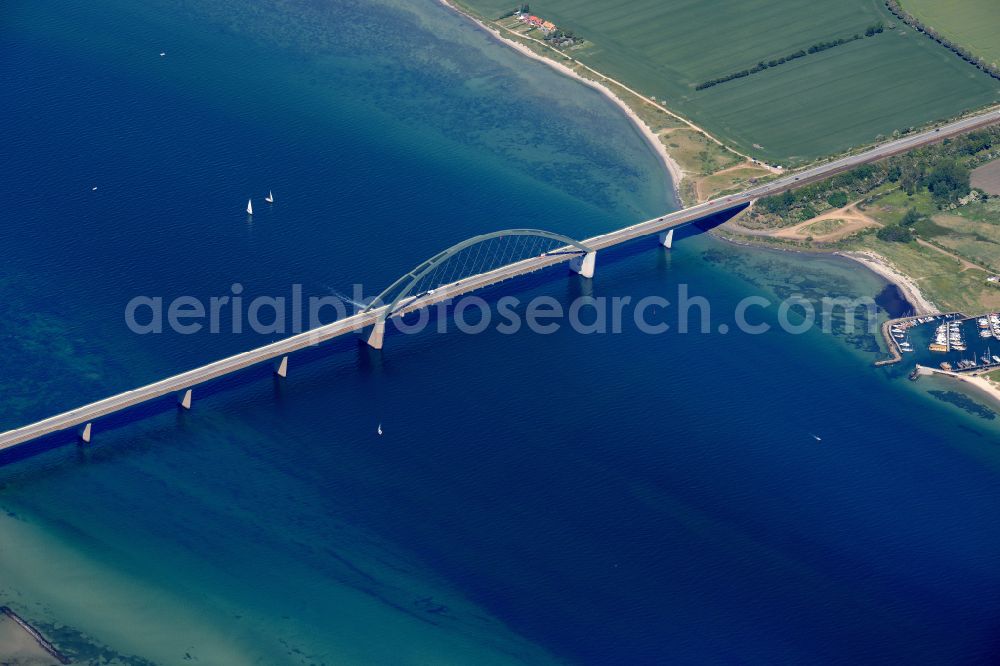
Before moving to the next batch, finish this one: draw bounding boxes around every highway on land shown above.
[2,107,999,452]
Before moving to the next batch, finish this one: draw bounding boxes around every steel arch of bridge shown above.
[364,229,593,321]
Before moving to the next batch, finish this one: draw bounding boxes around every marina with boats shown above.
[880,311,1000,375]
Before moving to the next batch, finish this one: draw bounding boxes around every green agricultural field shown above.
[457,0,1000,163]
[901,0,1000,68]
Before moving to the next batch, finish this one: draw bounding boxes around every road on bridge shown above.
[2,107,999,452]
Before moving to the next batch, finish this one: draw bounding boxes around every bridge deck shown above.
[2,108,999,452]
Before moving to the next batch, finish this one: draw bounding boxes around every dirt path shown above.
[709,163,762,178]
[772,204,879,241]
[915,238,981,271]
[725,200,879,241]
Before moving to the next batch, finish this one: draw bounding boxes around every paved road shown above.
[2,107,999,452]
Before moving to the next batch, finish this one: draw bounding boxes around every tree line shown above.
[752,125,1000,235]
[695,24,884,91]
[884,1,1000,82]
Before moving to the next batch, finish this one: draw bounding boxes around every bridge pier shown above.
[275,356,288,378]
[178,389,193,410]
[658,229,674,249]
[570,251,596,279]
[79,422,92,444]
[366,319,386,350]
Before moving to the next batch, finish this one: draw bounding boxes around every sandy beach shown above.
[838,250,937,315]
[921,367,1000,410]
[964,374,1000,404]
[439,0,684,201]
[0,614,59,666]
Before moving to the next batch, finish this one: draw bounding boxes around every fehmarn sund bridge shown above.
[2,110,999,453]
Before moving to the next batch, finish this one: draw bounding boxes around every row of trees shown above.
[695,24,884,91]
[544,28,581,46]
[755,162,884,218]
[884,1,1000,81]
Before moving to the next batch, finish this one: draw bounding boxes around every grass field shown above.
[901,0,1000,68]
[800,218,848,236]
[838,187,1000,312]
[847,233,1000,313]
[457,0,1000,163]
[931,201,1000,272]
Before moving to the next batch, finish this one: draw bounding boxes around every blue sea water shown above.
[1,0,1000,663]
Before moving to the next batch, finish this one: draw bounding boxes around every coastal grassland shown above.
[843,232,1000,313]
[732,191,1000,312]
[900,0,1000,68]
[719,128,1000,313]
[695,166,771,201]
[932,200,1000,271]
[454,0,1000,164]
[799,218,848,237]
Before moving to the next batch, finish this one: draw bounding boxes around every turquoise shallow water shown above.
[2,0,1000,664]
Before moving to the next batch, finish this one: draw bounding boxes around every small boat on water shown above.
[377,423,383,436]
[246,199,253,215]
[265,190,274,204]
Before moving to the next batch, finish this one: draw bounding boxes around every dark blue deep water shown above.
[1,1,999,663]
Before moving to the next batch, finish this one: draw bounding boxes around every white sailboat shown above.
[246,199,253,215]
[265,190,274,204]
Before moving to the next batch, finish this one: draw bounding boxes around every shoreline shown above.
[962,374,1000,406]
[920,366,1000,411]
[438,0,684,203]
[0,606,69,665]
[835,250,937,316]
[441,0,997,417]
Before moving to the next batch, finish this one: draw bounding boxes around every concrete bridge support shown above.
[366,319,386,350]
[658,229,674,249]
[79,422,92,444]
[275,356,288,378]
[570,251,596,279]
[178,389,193,410]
